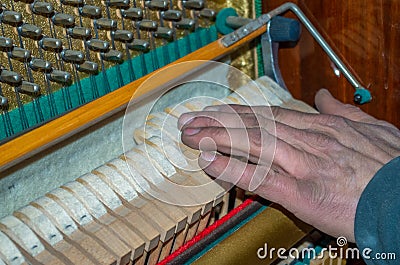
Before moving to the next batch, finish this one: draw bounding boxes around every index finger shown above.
[204,104,319,130]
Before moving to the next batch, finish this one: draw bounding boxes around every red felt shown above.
[157,198,254,265]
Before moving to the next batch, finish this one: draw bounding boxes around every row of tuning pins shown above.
[0,3,98,136]
[103,0,217,76]
[139,0,217,68]
[0,1,118,135]
[52,0,218,76]
[0,0,216,139]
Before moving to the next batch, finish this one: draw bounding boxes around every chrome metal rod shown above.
[222,2,365,91]
[287,3,363,89]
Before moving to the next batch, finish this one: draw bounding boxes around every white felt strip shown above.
[48,188,93,226]
[0,230,26,265]
[16,205,63,246]
[94,165,139,202]
[138,144,177,178]
[78,173,122,211]
[62,182,108,219]
[109,158,150,195]
[32,196,77,236]
[124,150,165,186]
[0,215,45,256]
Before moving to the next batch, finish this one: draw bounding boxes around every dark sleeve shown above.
[355,156,400,265]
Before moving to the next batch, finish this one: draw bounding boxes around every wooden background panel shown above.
[264,0,400,127]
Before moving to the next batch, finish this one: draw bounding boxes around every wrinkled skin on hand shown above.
[178,89,400,242]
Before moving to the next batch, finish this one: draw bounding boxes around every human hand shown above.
[178,89,400,242]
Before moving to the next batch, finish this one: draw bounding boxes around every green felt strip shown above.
[0,26,218,142]
[255,0,265,77]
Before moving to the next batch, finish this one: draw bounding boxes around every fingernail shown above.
[178,114,195,129]
[203,106,219,111]
[200,151,216,161]
[183,127,201,136]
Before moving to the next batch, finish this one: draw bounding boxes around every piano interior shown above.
[1,0,397,264]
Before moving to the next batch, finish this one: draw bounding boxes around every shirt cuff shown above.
[355,156,400,265]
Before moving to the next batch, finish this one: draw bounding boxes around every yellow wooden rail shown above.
[0,25,267,172]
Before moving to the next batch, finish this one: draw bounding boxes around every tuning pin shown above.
[86,39,110,53]
[80,5,102,19]
[68,27,92,40]
[107,0,130,9]
[48,70,72,86]
[0,69,23,87]
[175,18,195,31]
[113,29,135,81]
[76,60,100,100]
[145,0,169,11]
[126,39,150,52]
[61,50,85,64]
[154,27,173,41]
[162,10,182,22]
[17,81,41,97]
[10,47,32,62]
[114,30,134,43]
[76,61,98,74]
[154,27,173,64]
[39,38,63,52]
[199,8,216,21]
[101,50,124,64]
[0,10,23,26]
[95,18,118,31]
[14,0,34,3]
[138,20,158,31]
[137,19,158,52]
[121,7,143,21]
[126,39,150,75]
[52,13,75,28]
[0,37,13,52]
[0,96,8,111]
[182,0,205,10]
[29,58,53,73]
[60,0,84,7]
[18,24,43,40]
[31,1,55,17]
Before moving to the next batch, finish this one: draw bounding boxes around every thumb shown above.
[315,89,378,123]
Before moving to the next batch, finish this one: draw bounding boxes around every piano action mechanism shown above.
[0,1,365,264]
